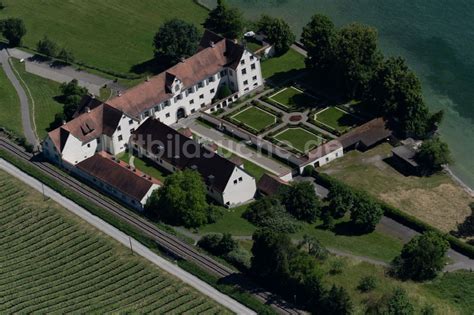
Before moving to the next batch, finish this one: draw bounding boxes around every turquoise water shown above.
[202,0,474,189]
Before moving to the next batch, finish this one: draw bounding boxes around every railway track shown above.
[0,138,302,315]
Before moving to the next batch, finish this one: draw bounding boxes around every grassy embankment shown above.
[0,169,230,314]
[10,59,63,140]
[0,66,22,136]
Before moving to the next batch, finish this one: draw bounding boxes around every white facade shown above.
[220,167,257,206]
[71,165,159,211]
[136,51,263,126]
[298,145,344,173]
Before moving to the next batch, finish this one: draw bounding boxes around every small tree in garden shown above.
[57,48,75,64]
[203,0,243,39]
[36,36,58,58]
[1,18,26,46]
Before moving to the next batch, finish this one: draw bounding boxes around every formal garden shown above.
[229,105,277,133]
[266,86,319,111]
[273,126,325,153]
[313,106,361,134]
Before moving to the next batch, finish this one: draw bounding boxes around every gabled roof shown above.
[107,30,246,118]
[337,118,392,149]
[130,118,246,193]
[48,103,122,153]
[76,151,160,202]
[257,173,289,196]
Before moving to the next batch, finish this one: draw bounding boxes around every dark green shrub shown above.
[357,275,377,292]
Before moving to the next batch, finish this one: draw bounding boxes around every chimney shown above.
[85,106,90,113]
[62,120,67,125]
[180,57,186,63]
[117,91,122,97]
[207,174,215,185]
[146,76,150,82]
[210,41,215,48]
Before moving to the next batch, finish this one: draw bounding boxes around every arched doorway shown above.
[176,107,186,120]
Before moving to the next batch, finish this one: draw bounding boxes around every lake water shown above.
[202,0,474,189]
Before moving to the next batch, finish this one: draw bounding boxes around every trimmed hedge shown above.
[307,117,342,137]
[261,96,292,113]
[223,103,282,135]
[314,171,474,259]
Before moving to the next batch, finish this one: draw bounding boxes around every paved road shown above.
[0,158,256,315]
[0,48,39,149]
[8,48,125,96]
[377,216,474,272]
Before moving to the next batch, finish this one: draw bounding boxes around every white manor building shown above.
[43,30,263,208]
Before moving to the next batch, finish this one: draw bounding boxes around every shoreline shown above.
[444,165,474,198]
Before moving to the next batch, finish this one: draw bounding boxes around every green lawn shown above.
[315,107,361,133]
[274,127,324,153]
[321,256,460,314]
[270,86,317,110]
[11,59,63,140]
[200,204,256,236]
[0,65,22,137]
[296,217,403,262]
[261,49,305,84]
[118,151,170,182]
[231,106,276,132]
[0,169,229,314]
[424,271,474,314]
[0,0,208,78]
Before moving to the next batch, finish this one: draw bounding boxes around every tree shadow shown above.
[266,69,305,87]
[332,221,368,236]
[130,58,171,76]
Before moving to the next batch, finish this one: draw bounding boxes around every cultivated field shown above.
[0,66,22,137]
[274,127,324,153]
[314,107,360,133]
[0,0,208,77]
[231,106,276,132]
[0,169,230,314]
[270,86,316,110]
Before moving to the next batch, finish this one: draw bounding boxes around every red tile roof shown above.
[257,173,289,196]
[337,117,392,149]
[107,30,245,118]
[48,103,122,152]
[76,151,160,202]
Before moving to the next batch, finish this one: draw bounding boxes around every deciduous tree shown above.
[257,15,295,55]
[1,18,26,46]
[36,36,58,58]
[416,137,452,174]
[59,79,88,120]
[334,23,382,98]
[301,14,337,74]
[349,194,383,232]
[203,0,243,39]
[145,169,210,228]
[391,231,449,281]
[153,19,200,66]
[280,181,321,223]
